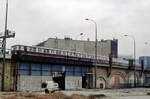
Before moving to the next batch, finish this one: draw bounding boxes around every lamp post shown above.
[74,33,84,52]
[124,35,136,87]
[85,18,98,88]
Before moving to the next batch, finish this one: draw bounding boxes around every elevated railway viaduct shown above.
[10,50,146,92]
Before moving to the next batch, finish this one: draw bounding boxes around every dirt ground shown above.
[0,88,150,99]
[0,92,90,99]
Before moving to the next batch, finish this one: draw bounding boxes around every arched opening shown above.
[109,72,126,89]
[96,77,106,89]
[128,73,138,87]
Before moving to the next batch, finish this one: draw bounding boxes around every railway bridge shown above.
[8,45,147,92]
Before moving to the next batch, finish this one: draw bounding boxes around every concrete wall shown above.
[16,68,145,91]
[17,76,52,92]
[65,76,82,90]
[17,75,82,91]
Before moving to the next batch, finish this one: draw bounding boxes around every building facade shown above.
[139,56,150,69]
[37,37,118,58]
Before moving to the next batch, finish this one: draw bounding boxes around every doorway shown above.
[52,72,66,90]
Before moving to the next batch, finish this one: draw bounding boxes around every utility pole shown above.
[1,0,8,91]
[1,0,15,91]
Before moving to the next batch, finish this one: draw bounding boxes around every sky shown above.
[0,0,150,58]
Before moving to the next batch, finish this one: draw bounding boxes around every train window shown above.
[12,47,16,50]
[33,48,36,52]
[62,51,66,55]
[51,50,55,54]
[38,48,42,52]
[69,52,73,56]
[24,46,27,52]
[78,53,81,57]
[91,55,95,59]
[76,53,79,57]
[29,47,33,52]
[97,56,100,60]
[18,45,21,50]
[82,54,86,58]
[73,52,77,56]
[56,50,61,55]
[44,49,49,53]
[87,55,90,58]
[90,55,93,58]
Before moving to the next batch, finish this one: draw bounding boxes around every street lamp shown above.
[74,33,84,51]
[85,18,98,88]
[75,33,84,40]
[124,34,136,87]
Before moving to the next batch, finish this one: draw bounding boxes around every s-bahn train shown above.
[11,45,129,66]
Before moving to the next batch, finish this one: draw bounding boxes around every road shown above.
[61,88,150,99]
[0,88,150,99]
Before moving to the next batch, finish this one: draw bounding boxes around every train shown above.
[11,45,129,66]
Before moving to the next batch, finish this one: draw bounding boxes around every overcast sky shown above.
[0,0,150,58]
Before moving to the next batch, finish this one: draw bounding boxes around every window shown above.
[31,64,41,76]
[56,50,61,55]
[51,50,55,54]
[31,64,41,70]
[78,53,82,57]
[19,63,30,75]
[75,66,81,72]
[82,54,86,58]
[42,64,51,76]
[62,51,66,55]
[65,66,73,72]
[74,66,81,76]
[44,49,49,53]
[19,63,30,70]
[19,70,29,75]
[38,48,42,52]
[18,45,21,50]
[42,71,51,76]
[24,46,27,52]
[65,66,74,76]
[73,52,77,57]
[29,47,33,52]
[31,71,41,76]
[70,52,73,56]
[66,72,74,76]
[33,48,36,52]
[52,65,62,72]
[42,64,51,71]
[12,46,16,50]
[74,72,81,76]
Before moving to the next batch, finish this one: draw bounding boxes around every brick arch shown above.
[110,70,127,81]
[127,71,140,87]
[109,70,127,88]
[96,76,106,89]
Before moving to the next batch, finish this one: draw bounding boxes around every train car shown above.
[11,45,129,66]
